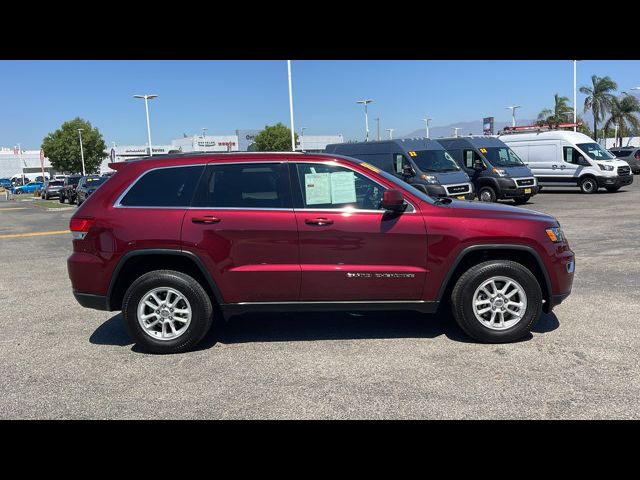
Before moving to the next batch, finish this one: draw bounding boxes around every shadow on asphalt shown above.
[90,309,560,353]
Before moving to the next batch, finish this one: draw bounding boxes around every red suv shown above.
[68,153,574,353]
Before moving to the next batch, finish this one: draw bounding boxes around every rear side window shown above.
[192,163,291,209]
[120,165,204,207]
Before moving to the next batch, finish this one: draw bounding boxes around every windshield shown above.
[373,166,436,204]
[411,150,460,173]
[577,143,615,161]
[482,147,524,167]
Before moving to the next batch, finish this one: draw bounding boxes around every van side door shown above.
[561,144,582,183]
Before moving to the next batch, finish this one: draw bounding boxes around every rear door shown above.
[292,161,428,301]
[182,161,300,304]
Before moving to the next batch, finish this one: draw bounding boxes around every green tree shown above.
[603,95,640,147]
[579,75,618,141]
[254,123,298,151]
[41,118,106,174]
[536,94,573,125]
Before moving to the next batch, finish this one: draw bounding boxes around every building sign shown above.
[236,129,261,151]
[483,117,495,135]
[197,141,217,147]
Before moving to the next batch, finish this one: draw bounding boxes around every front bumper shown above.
[597,175,633,188]
[423,183,475,200]
[497,178,539,199]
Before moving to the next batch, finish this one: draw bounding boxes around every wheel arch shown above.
[437,244,553,313]
[107,249,223,311]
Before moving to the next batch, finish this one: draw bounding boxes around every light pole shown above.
[453,127,461,137]
[201,128,208,152]
[133,94,158,156]
[375,117,380,141]
[573,60,577,131]
[423,117,432,138]
[506,105,522,127]
[300,127,306,151]
[356,99,374,142]
[77,129,86,176]
[386,128,395,140]
[287,60,296,151]
[18,143,24,184]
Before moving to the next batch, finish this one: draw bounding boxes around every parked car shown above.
[58,175,84,204]
[75,176,109,205]
[499,131,633,193]
[608,147,640,174]
[437,136,538,204]
[0,178,11,189]
[53,174,68,181]
[324,139,475,200]
[68,152,575,354]
[11,181,43,195]
[41,179,65,199]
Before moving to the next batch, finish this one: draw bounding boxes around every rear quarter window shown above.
[119,165,204,207]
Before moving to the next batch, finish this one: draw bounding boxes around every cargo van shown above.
[437,136,538,204]
[499,131,633,193]
[324,139,474,200]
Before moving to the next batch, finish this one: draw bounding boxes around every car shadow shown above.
[91,309,560,352]
[540,189,629,194]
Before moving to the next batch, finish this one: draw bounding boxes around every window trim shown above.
[292,161,416,214]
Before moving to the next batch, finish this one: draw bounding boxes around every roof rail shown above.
[500,122,583,135]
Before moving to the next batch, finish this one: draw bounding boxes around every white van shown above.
[499,131,633,193]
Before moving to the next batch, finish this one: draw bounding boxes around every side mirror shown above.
[473,159,485,170]
[382,189,405,212]
[402,165,415,177]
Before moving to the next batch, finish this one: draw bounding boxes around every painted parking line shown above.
[0,207,28,211]
[0,230,70,239]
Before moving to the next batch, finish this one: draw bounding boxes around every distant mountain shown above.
[402,119,537,139]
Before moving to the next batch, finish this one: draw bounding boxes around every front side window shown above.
[410,150,460,172]
[576,143,615,161]
[481,147,524,167]
[563,146,579,164]
[463,149,482,168]
[192,162,291,209]
[393,154,406,174]
[120,165,204,207]
[296,163,385,210]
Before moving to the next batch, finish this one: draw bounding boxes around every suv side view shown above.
[59,175,83,204]
[68,153,575,354]
[609,147,640,174]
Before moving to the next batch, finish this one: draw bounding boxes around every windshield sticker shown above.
[479,148,488,153]
[304,173,331,205]
[330,172,357,204]
[408,151,417,157]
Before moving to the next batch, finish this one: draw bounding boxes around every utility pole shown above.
[386,128,395,140]
[375,117,380,141]
[423,117,432,138]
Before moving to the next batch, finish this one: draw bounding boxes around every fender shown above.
[106,248,224,310]
[475,176,501,191]
[436,244,552,306]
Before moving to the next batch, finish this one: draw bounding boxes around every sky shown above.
[1,60,639,149]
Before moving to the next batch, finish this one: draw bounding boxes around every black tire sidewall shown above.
[451,260,542,343]
[580,177,597,194]
[478,186,496,202]
[122,270,213,354]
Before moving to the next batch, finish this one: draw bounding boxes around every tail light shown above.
[70,217,94,240]
[634,152,640,160]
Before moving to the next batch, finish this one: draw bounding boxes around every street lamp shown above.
[423,117,432,138]
[77,129,86,176]
[133,94,158,156]
[573,60,578,131]
[505,105,522,127]
[201,128,208,152]
[453,127,461,137]
[356,99,374,142]
[375,118,380,141]
[386,128,395,140]
[287,60,296,152]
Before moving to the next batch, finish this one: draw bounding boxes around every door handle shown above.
[305,217,333,226]
[560,165,566,170]
[551,164,558,169]
[192,216,221,224]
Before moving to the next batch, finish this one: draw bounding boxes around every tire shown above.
[513,196,530,205]
[450,260,543,343]
[478,186,497,202]
[579,176,598,194]
[45,193,50,200]
[122,270,213,354]
[605,186,620,192]
[59,194,65,203]
[69,195,76,205]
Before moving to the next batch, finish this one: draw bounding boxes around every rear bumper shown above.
[73,291,109,311]
[597,175,633,188]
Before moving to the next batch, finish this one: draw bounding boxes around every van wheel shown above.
[122,270,213,354]
[450,260,542,343]
[478,186,497,202]
[605,186,620,192]
[579,176,598,194]
[513,196,529,205]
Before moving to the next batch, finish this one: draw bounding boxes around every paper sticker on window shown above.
[330,171,356,204]
[304,173,331,205]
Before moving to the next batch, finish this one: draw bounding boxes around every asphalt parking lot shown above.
[1,184,639,420]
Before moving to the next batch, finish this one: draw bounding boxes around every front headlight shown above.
[545,226,565,243]
[420,174,438,184]
[598,163,614,171]
[492,167,508,177]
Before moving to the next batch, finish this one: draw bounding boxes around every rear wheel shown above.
[478,186,497,202]
[513,196,530,205]
[59,193,65,203]
[122,270,213,354]
[450,260,542,343]
[579,176,598,194]
[605,186,620,192]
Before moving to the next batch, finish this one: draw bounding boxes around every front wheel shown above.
[605,186,620,192]
[579,176,598,194]
[122,270,214,354]
[59,194,65,203]
[478,186,497,202]
[450,260,542,343]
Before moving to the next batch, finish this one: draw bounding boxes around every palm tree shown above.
[537,94,573,125]
[603,94,640,147]
[579,75,618,141]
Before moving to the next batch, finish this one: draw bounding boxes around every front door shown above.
[181,161,300,304]
[292,162,428,301]
[561,145,582,184]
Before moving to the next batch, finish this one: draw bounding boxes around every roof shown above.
[436,136,508,149]
[325,138,445,155]
[498,130,595,143]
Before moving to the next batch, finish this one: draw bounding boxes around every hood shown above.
[427,170,470,184]
[501,166,534,177]
[596,159,629,167]
[435,198,557,223]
